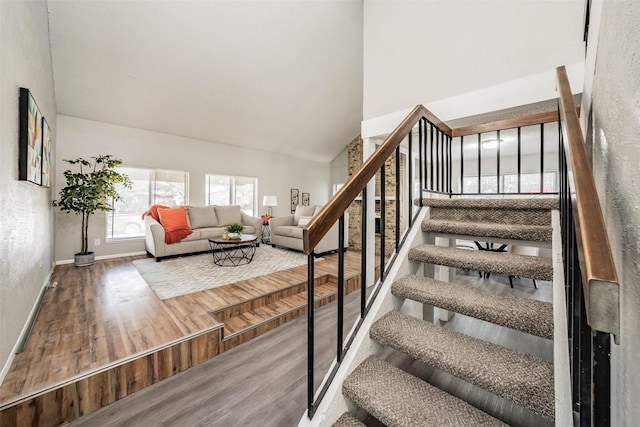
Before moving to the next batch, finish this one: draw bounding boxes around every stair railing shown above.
[450,112,563,195]
[302,105,452,418]
[556,65,620,425]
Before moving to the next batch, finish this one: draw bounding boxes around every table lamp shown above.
[263,196,277,216]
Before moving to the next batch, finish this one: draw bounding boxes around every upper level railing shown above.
[556,65,619,425]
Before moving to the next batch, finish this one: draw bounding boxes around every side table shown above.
[261,224,271,244]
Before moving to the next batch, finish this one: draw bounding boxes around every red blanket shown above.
[141,204,169,222]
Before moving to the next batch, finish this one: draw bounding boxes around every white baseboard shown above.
[55,251,147,265]
[0,267,54,386]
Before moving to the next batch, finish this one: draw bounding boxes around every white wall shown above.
[362,0,585,121]
[54,116,331,262]
[581,1,640,424]
[0,1,57,381]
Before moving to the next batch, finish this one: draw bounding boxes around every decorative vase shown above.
[74,252,95,267]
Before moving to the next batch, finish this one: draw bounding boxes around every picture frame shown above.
[19,88,43,185]
[302,192,310,206]
[41,117,52,187]
[290,188,299,213]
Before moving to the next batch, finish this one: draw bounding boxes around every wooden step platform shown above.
[370,311,555,418]
[0,251,366,426]
[214,275,361,352]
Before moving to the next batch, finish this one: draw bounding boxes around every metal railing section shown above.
[303,105,451,418]
[556,65,620,426]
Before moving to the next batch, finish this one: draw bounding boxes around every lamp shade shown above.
[263,196,278,207]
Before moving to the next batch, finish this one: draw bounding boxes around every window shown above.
[107,167,189,240]
[462,172,557,194]
[205,174,258,215]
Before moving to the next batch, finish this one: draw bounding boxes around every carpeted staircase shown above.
[333,197,558,426]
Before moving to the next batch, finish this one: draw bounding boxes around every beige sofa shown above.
[145,205,261,261]
[269,205,349,255]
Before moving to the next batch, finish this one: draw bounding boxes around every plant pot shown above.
[74,252,95,267]
[227,232,240,239]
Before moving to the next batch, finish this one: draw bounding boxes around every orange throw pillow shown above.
[157,206,193,244]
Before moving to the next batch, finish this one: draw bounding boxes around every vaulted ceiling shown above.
[48,1,363,163]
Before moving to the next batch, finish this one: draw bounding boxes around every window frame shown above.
[205,173,258,216]
[106,166,189,241]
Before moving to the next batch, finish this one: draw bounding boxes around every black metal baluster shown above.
[518,127,522,194]
[460,135,465,194]
[436,130,440,192]
[395,146,400,253]
[418,119,423,205]
[361,187,367,318]
[448,135,452,195]
[337,215,345,362]
[430,124,434,192]
[408,130,413,226]
[593,331,611,424]
[540,123,545,193]
[380,164,385,281]
[497,129,501,194]
[477,133,481,194]
[307,253,315,417]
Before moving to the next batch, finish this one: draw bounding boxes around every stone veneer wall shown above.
[347,136,406,257]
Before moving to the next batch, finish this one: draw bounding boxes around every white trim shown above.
[551,210,574,426]
[0,267,54,386]
[55,251,147,265]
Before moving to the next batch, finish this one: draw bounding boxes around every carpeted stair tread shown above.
[392,275,553,339]
[343,356,507,427]
[419,198,557,226]
[370,311,555,419]
[419,198,559,210]
[409,244,553,281]
[332,412,366,427]
[422,219,552,242]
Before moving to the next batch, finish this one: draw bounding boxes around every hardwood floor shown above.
[0,249,363,425]
[65,270,555,427]
[0,251,554,426]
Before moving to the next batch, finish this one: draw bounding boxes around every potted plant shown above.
[226,223,244,239]
[53,155,131,266]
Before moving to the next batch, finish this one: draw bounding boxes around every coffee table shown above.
[209,234,258,267]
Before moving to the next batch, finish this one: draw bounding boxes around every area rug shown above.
[133,246,318,300]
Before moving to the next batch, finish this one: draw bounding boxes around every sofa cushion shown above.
[291,227,304,239]
[187,206,218,229]
[294,205,316,225]
[273,225,297,238]
[215,205,242,226]
[298,216,313,227]
[198,227,224,240]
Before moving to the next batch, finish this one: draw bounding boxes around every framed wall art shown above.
[302,192,310,206]
[290,188,299,213]
[19,88,43,185]
[41,117,52,187]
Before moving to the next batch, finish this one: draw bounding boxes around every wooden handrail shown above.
[452,110,560,137]
[556,65,620,339]
[303,105,450,254]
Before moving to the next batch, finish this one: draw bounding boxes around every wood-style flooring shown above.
[67,270,554,427]
[0,250,362,409]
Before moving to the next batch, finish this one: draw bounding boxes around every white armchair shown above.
[269,205,349,255]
